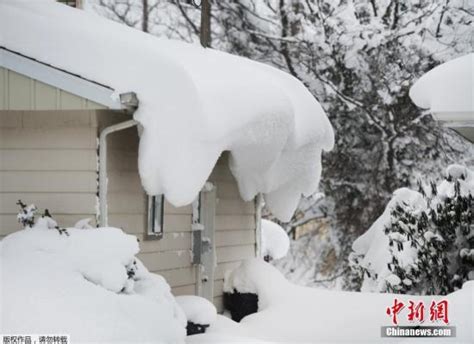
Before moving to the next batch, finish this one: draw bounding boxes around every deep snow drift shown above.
[1,226,186,343]
[195,259,473,343]
[0,0,334,221]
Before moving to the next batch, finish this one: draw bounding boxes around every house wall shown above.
[209,154,257,311]
[100,112,197,297]
[104,123,257,312]
[0,107,257,312]
[0,67,106,111]
[0,110,99,238]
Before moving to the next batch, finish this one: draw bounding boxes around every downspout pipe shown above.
[98,92,139,227]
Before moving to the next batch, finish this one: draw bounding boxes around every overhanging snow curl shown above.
[0,0,334,221]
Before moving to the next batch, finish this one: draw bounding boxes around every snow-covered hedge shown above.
[1,225,187,343]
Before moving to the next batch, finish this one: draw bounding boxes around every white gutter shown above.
[255,193,264,257]
[98,119,138,227]
[98,92,139,227]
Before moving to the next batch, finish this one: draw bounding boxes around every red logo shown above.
[408,301,425,323]
[429,300,449,324]
[386,299,449,325]
[386,298,405,325]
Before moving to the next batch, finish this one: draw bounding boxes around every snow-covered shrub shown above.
[176,295,217,335]
[261,219,289,262]
[224,259,290,322]
[16,200,72,236]
[350,165,474,295]
[1,226,186,342]
[16,200,38,228]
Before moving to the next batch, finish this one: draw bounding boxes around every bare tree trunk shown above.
[142,0,149,32]
[278,0,298,77]
[200,0,211,47]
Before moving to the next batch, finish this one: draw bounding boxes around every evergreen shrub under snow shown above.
[350,164,473,295]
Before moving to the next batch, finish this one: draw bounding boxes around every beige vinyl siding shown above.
[0,67,106,110]
[0,107,258,313]
[208,153,257,312]
[105,141,257,309]
[102,118,198,296]
[0,110,99,238]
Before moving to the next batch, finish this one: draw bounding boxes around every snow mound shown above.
[224,259,290,309]
[1,227,186,343]
[218,259,473,342]
[176,295,217,325]
[410,53,473,114]
[261,219,290,260]
[0,0,334,221]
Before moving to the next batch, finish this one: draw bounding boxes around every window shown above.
[147,195,164,240]
[57,0,78,7]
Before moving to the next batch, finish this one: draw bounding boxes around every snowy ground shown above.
[190,259,473,343]
[1,227,472,343]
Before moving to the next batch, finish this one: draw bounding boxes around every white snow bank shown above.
[410,53,473,115]
[216,259,473,343]
[176,295,217,325]
[0,0,334,221]
[186,315,276,344]
[1,227,186,343]
[261,219,290,261]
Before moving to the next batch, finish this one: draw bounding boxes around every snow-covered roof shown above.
[0,0,334,221]
[410,53,474,120]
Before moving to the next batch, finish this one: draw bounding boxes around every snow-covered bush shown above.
[176,295,217,335]
[224,259,290,312]
[16,200,38,228]
[16,200,70,235]
[1,225,186,342]
[350,165,474,295]
[261,219,289,262]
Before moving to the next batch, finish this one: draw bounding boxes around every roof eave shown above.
[0,47,124,110]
